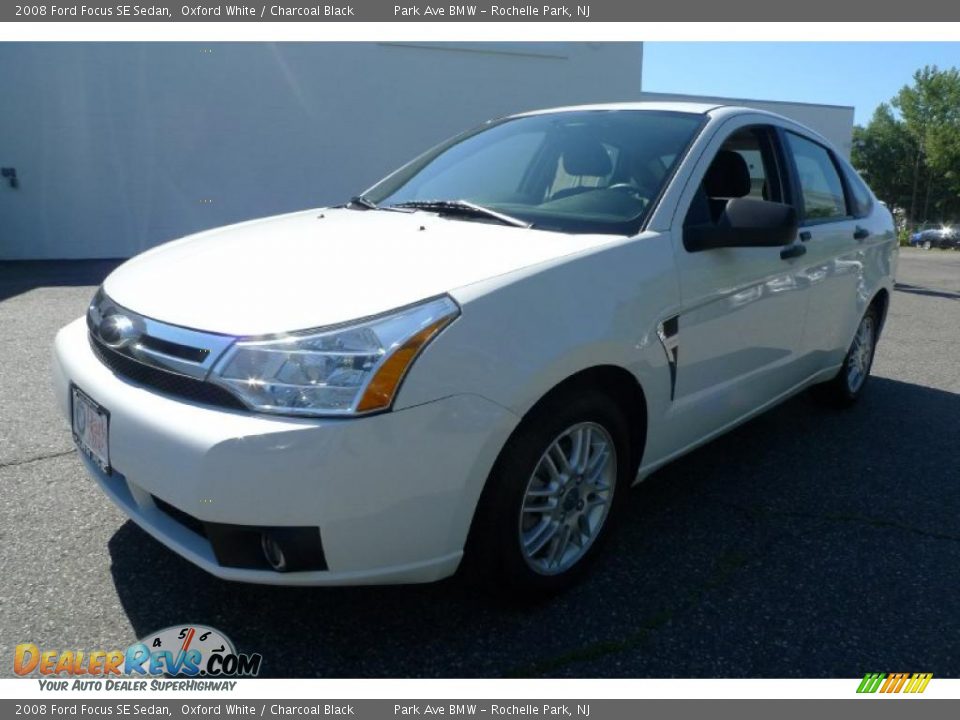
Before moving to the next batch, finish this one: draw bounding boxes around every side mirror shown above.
[684,198,798,252]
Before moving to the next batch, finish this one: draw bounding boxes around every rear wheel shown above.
[813,307,879,407]
[468,390,632,598]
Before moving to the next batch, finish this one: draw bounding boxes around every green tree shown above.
[893,65,960,223]
[851,104,915,215]
[852,65,960,226]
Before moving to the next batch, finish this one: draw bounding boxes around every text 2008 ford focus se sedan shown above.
[53,103,896,595]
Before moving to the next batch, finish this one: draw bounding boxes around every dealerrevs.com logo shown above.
[14,625,262,689]
[856,673,933,694]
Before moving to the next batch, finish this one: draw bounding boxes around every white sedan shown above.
[53,102,896,595]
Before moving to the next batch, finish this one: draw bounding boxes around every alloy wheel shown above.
[846,314,875,394]
[518,422,617,575]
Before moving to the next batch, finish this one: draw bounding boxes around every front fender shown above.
[396,231,680,431]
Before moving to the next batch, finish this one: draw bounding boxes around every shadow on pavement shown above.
[108,376,960,678]
[894,282,960,301]
[0,260,122,303]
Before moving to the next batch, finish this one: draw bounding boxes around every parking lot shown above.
[1,247,958,678]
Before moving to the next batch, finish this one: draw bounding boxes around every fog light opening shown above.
[260,532,288,572]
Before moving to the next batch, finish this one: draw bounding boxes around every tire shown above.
[812,306,880,408]
[923,241,932,250]
[467,389,633,599]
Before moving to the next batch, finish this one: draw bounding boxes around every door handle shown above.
[799,231,812,242]
[0,167,16,189]
[853,226,870,241]
[780,244,807,260]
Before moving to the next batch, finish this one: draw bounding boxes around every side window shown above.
[684,125,783,228]
[843,165,873,218]
[785,132,849,222]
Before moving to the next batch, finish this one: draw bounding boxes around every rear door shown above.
[780,130,863,373]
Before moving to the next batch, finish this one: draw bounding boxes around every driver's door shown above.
[664,120,812,449]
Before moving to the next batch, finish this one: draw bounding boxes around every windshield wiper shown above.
[389,200,531,228]
[343,195,413,213]
[346,195,380,210]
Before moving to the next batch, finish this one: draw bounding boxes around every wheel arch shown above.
[522,365,649,474]
[461,363,648,574]
[869,287,891,335]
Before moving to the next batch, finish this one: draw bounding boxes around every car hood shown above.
[103,208,616,336]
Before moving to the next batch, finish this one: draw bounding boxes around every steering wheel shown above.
[606,183,648,201]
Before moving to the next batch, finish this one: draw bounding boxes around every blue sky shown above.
[642,43,960,125]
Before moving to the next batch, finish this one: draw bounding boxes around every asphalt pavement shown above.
[1,248,958,678]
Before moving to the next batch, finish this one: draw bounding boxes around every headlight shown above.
[210,296,459,417]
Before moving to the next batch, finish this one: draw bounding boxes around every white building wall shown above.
[0,42,644,260]
[640,91,855,159]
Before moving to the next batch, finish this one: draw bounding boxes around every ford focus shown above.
[53,103,897,595]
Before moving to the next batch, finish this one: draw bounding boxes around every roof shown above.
[508,101,838,151]
[638,91,855,113]
[514,101,723,117]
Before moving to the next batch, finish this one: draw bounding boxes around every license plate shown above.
[71,385,111,474]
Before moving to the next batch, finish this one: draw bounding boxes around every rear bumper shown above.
[53,317,518,585]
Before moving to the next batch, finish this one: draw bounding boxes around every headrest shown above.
[704,150,751,198]
[561,138,613,177]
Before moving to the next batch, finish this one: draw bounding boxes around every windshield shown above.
[364,110,705,235]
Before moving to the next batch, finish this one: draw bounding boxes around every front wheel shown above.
[813,307,879,407]
[468,391,632,598]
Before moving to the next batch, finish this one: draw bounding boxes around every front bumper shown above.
[53,317,518,585]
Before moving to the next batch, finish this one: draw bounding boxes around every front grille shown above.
[90,334,247,411]
[139,335,210,363]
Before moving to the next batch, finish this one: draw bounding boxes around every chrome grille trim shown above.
[89,335,248,411]
[87,288,236,380]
